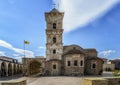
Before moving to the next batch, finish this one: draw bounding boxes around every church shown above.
[22,8,103,76]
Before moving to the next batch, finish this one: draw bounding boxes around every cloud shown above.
[39,46,46,49]
[0,40,34,58]
[13,54,20,57]
[0,51,6,56]
[13,54,24,62]
[99,50,116,57]
[53,0,120,32]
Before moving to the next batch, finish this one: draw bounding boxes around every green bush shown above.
[112,70,120,77]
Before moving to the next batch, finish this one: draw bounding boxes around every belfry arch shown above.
[28,60,41,75]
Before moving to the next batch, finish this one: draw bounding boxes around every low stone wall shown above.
[0,79,26,85]
[106,77,120,85]
[82,77,120,85]
[82,78,108,85]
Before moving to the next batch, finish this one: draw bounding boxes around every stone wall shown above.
[85,49,97,58]
[85,58,103,75]
[82,78,108,85]
[63,54,84,76]
[45,9,64,61]
[103,63,115,71]
[0,79,26,85]
[83,77,120,85]
[45,60,61,76]
[0,60,22,78]
[22,57,45,76]
[106,77,120,85]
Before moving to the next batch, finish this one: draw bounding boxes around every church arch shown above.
[17,64,20,74]
[1,62,7,77]
[13,64,17,75]
[8,63,12,76]
[20,65,22,73]
[29,60,41,75]
[16,64,19,74]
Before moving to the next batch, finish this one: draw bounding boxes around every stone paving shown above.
[27,77,82,85]
[0,72,113,85]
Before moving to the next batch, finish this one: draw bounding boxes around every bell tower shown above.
[45,8,64,61]
[45,8,64,76]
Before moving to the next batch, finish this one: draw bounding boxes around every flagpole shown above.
[24,40,25,58]
[23,40,25,76]
[23,40,29,76]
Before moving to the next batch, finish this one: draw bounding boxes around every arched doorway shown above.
[8,63,12,76]
[1,62,7,77]
[20,65,22,73]
[29,60,41,75]
[13,64,17,75]
[18,65,20,74]
[16,64,19,74]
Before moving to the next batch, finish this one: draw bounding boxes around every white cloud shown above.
[99,50,116,57]
[0,51,6,56]
[0,40,34,58]
[39,46,46,49]
[13,54,20,57]
[53,0,120,32]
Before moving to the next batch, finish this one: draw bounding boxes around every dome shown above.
[64,49,85,55]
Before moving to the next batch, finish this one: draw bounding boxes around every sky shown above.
[0,0,120,62]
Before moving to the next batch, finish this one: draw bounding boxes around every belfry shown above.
[45,8,64,75]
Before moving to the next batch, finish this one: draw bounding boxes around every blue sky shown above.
[0,0,120,61]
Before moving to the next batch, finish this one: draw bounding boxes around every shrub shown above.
[112,70,120,77]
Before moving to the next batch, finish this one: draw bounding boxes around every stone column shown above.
[6,62,9,77]
[0,61,2,77]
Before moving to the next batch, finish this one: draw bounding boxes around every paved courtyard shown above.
[27,77,82,85]
[25,72,113,85]
[0,72,113,85]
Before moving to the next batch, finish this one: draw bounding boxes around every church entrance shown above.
[29,60,42,75]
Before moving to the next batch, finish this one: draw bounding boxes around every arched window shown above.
[53,64,56,69]
[80,60,83,66]
[67,61,71,66]
[74,60,78,66]
[92,63,96,68]
[53,37,56,43]
[53,23,56,29]
[53,49,56,54]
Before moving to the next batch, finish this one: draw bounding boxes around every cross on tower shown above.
[52,3,56,8]
[52,0,61,9]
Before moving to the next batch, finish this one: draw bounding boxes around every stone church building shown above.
[22,8,103,76]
